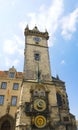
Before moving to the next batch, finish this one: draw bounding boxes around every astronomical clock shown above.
[25,85,49,129]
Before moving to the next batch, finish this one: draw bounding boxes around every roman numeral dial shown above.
[34,99,46,112]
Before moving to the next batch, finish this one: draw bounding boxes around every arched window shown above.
[34,90,38,96]
[39,91,45,97]
[56,93,62,107]
[34,53,40,61]
[1,120,11,130]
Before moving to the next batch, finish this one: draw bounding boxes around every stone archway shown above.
[0,114,15,130]
[1,120,11,130]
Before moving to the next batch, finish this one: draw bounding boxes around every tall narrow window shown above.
[56,93,62,107]
[1,82,7,89]
[11,96,17,106]
[13,83,19,90]
[34,53,40,61]
[0,95,4,105]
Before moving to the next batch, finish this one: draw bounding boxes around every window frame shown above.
[34,53,40,61]
[0,95,4,105]
[11,96,17,106]
[9,72,15,78]
[1,82,7,89]
[56,93,62,107]
[13,83,19,90]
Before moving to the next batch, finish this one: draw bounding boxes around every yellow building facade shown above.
[0,26,77,130]
[0,67,23,130]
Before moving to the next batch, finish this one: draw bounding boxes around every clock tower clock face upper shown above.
[24,26,52,81]
[33,37,41,43]
[34,99,46,112]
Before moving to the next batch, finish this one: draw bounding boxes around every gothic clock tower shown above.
[15,25,77,130]
[24,25,52,82]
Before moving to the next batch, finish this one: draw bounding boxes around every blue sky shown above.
[0,0,78,120]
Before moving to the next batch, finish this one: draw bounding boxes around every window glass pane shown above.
[34,53,40,61]
[63,117,69,121]
[40,91,45,96]
[11,96,17,106]
[56,93,62,106]
[1,82,7,89]
[0,95,4,104]
[9,72,15,78]
[34,91,38,96]
[13,83,19,90]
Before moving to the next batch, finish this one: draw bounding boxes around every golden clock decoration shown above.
[35,115,46,128]
[34,99,46,112]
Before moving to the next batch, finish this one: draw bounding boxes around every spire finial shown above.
[26,24,29,29]
[56,74,60,80]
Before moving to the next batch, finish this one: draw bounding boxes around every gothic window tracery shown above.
[33,88,46,98]
[56,93,62,107]
[56,91,68,108]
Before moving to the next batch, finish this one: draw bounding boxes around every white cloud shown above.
[19,0,64,46]
[3,35,24,69]
[11,0,18,6]
[19,21,26,34]
[14,35,24,46]
[3,35,24,56]
[19,0,78,42]
[5,57,11,67]
[60,60,65,64]
[3,39,17,55]
[13,59,20,66]
[28,0,64,30]
[5,57,20,68]
[61,8,78,40]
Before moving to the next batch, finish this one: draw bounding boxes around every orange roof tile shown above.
[0,71,8,77]
[0,71,23,78]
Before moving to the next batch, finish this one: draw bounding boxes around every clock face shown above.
[34,99,46,112]
[35,115,46,128]
[33,37,41,42]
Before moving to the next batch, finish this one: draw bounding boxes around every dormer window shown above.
[8,66,16,78]
[9,72,15,78]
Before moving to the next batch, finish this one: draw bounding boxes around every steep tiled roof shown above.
[0,71,23,78]
[0,71,8,77]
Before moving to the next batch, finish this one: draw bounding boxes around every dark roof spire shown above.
[56,74,60,80]
[33,26,39,32]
